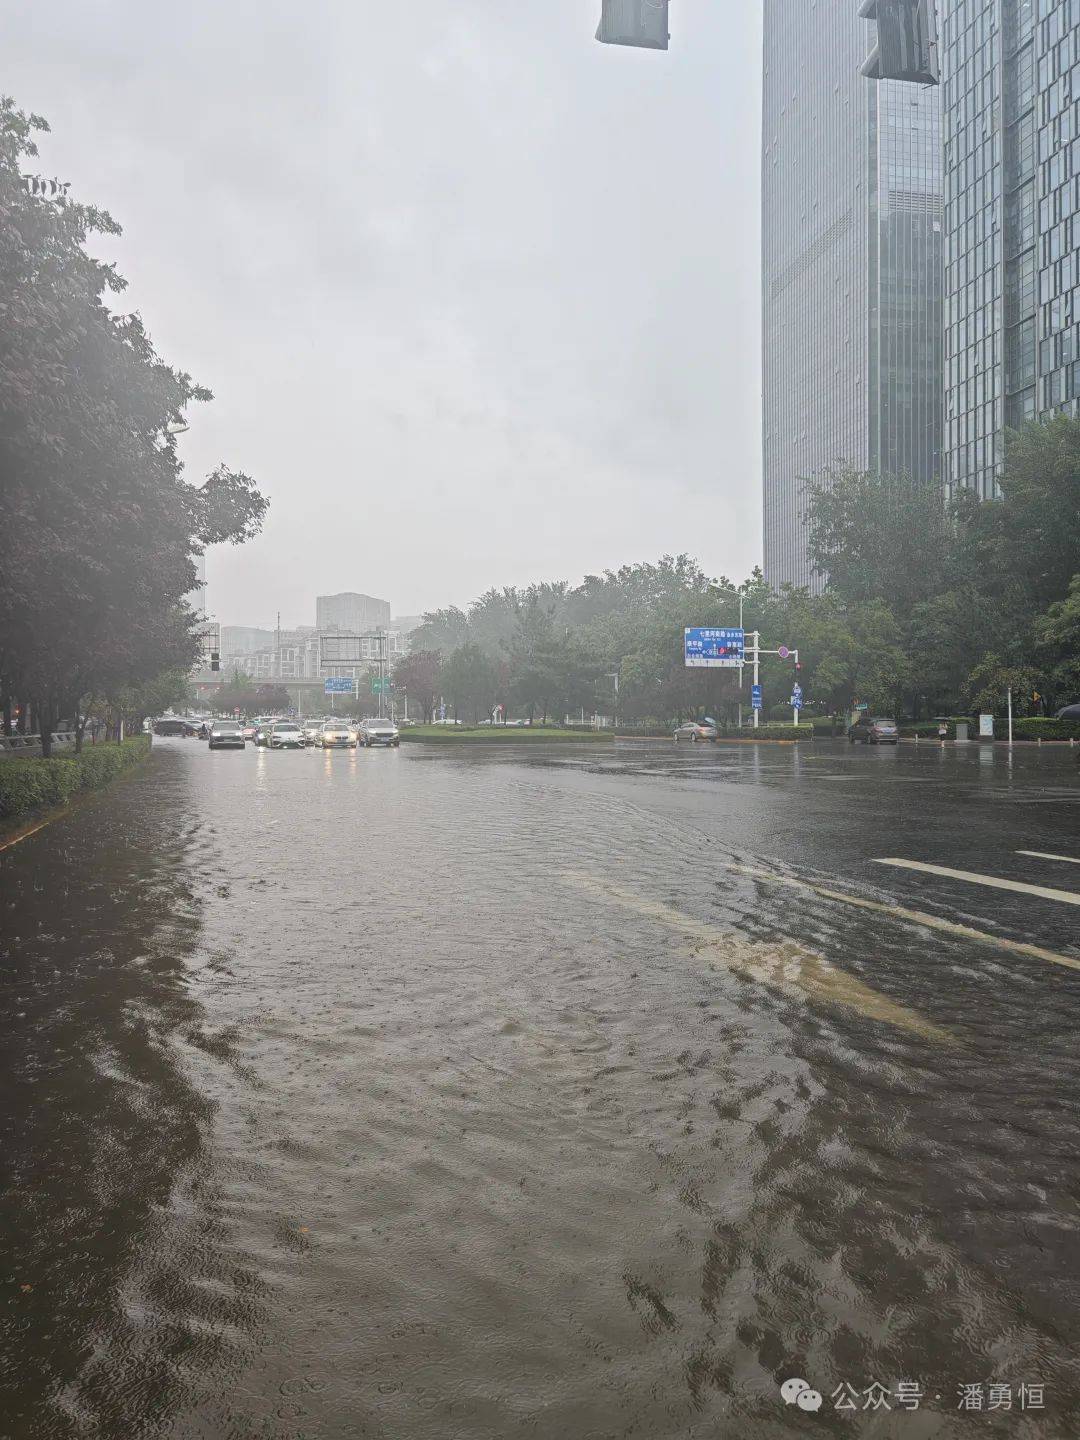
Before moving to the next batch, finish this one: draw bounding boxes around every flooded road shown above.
[2,738,1079,1438]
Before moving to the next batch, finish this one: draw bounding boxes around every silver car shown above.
[673,720,719,743]
[359,719,400,747]
[319,721,355,749]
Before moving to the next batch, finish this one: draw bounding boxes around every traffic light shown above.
[596,0,669,51]
[859,0,939,85]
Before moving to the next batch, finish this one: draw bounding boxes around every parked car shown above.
[269,722,304,749]
[359,718,400,747]
[154,717,195,737]
[319,721,355,749]
[1054,702,1080,721]
[673,719,718,743]
[208,721,245,750]
[848,715,899,745]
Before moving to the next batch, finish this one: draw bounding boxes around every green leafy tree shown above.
[1033,574,1080,708]
[0,98,266,754]
[439,643,495,724]
[994,417,1080,609]
[393,649,441,723]
[803,467,957,615]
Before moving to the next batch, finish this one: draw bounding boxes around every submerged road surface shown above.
[2,737,1079,1438]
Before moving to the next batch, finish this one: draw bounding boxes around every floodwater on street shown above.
[2,737,1079,1439]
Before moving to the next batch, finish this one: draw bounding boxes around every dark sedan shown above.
[154,718,196,737]
[208,721,245,750]
[1055,703,1080,722]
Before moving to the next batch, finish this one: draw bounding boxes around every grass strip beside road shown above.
[399,726,613,743]
[0,735,152,830]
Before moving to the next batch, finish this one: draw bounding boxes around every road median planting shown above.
[398,726,613,744]
[0,735,152,824]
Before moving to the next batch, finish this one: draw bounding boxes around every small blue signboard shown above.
[684,627,745,669]
[324,676,354,695]
[751,684,763,710]
[790,683,803,710]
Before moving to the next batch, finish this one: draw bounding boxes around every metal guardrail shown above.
[0,732,79,758]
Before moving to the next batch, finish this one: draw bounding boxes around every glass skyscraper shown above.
[762,0,943,590]
[942,0,1080,498]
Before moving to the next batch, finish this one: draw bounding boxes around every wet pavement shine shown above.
[2,737,1079,1439]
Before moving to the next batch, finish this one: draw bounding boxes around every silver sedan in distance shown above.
[673,720,718,743]
[319,722,356,749]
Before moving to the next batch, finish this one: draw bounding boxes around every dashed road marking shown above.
[563,873,951,1044]
[1016,850,1080,866]
[729,864,1080,974]
[872,857,1080,907]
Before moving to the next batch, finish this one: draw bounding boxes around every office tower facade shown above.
[942,0,1080,498]
[762,0,943,589]
[315,592,391,633]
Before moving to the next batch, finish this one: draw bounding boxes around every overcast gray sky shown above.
[7,1,762,628]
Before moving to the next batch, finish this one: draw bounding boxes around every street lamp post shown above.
[606,672,619,731]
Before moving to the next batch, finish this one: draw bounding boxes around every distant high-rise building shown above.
[941,0,1080,499]
[315,592,391,633]
[762,0,943,590]
[220,625,276,657]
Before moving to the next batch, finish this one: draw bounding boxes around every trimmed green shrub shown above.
[717,724,809,741]
[0,735,151,821]
[1011,717,1080,741]
[399,726,611,744]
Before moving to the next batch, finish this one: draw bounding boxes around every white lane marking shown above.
[563,873,951,1043]
[729,865,1080,974]
[872,858,1080,908]
[1016,850,1080,865]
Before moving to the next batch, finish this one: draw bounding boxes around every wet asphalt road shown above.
[1,736,1079,1439]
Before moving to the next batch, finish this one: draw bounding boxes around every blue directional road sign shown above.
[324,677,354,695]
[751,684,762,710]
[791,683,803,710]
[684,627,745,669]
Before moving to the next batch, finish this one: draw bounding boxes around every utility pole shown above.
[738,594,744,729]
[275,611,281,683]
[606,672,619,730]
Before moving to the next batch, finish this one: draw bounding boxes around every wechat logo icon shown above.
[781,1377,823,1412]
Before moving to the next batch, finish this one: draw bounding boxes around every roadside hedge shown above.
[0,735,151,821]
[399,726,612,744]
[717,724,809,741]
[1011,717,1080,741]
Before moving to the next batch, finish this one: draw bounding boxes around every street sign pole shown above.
[738,595,744,729]
[752,631,760,729]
